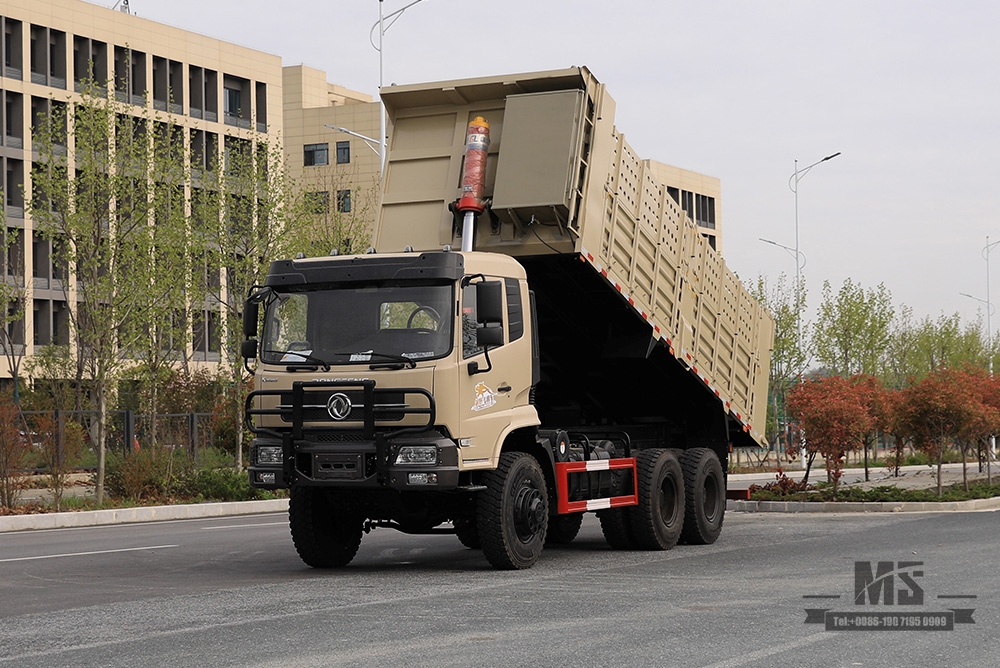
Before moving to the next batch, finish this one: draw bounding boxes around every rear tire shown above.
[598,508,636,550]
[680,448,725,545]
[477,452,549,570]
[289,486,363,568]
[630,449,684,550]
[546,513,584,545]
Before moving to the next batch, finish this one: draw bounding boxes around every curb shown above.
[727,496,1000,514]
[0,498,289,532]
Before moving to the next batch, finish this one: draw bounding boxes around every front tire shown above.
[680,448,725,545]
[454,517,481,549]
[630,449,685,550]
[289,486,363,568]
[477,452,549,570]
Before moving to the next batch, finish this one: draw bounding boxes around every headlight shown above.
[256,445,283,465]
[395,445,437,465]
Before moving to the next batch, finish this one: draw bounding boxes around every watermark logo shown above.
[804,561,976,631]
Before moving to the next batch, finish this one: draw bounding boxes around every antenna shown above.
[112,0,131,14]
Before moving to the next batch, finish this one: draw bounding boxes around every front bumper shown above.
[249,432,460,491]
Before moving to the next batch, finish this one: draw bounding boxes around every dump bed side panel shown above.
[378,67,772,446]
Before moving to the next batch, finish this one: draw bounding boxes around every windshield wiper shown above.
[263,349,331,372]
[334,350,417,369]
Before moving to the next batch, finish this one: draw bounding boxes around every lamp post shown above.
[786,151,841,374]
[762,151,839,470]
[370,0,429,174]
[964,236,1000,460]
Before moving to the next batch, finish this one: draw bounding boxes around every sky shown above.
[98,0,1000,332]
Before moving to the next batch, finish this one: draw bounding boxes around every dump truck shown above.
[242,66,773,570]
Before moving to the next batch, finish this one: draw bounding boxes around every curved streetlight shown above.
[323,124,380,156]
[370,0,430,174]
[785,151,841,374]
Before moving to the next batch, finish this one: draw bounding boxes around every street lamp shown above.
[323,124,380,156]
[370,0,430,174]
[786,151,841,375]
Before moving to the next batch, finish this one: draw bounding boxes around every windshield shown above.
[260,283,454,366]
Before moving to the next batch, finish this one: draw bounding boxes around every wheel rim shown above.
[658,475,679,525]
[513,478,546,543]
[702,472,720,521]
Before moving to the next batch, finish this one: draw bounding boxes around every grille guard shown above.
[246,379,435,440]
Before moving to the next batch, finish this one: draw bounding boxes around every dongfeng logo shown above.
[326,393,353,420]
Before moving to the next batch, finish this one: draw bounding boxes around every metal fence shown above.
[21,410,217,466]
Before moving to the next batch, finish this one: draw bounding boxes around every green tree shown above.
[30,86,179,503]
[191,136,302,468]
[813,278,894,377]
[124,118,192,447]
[912,313,987,377]
[750,272,807,451]
[882,305,921,389]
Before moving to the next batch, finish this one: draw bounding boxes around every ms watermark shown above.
[803,560,976,631]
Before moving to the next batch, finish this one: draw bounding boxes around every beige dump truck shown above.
[242,66,773,570]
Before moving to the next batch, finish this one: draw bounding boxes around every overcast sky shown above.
[103,0,1000,331]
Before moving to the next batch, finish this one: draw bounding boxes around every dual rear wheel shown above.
[599,447,725,550]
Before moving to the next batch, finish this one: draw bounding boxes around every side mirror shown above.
[476,280,504,325]
[243,301,259,338]
[241,338,258,360]
[476,325,504,348]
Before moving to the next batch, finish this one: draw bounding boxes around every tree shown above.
[813,278,894,377]
[0,209,29,405]
[191,136,302,468]
[30,86,178,503]
[0,390,29,509]
[892,368,983,496]
[292,167,376,257]
[912,313,987,377]
[787,375,875,497]
[851,374,891,482]
[750,273,807,453]
[123,117,192,447]
[882,305,921,389]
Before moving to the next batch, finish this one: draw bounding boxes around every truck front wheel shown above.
[289,486,363,568]
[477,452,549,569]
[680,448,725,545]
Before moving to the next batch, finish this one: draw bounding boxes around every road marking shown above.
[0,544,179,563]
[199,521,287,530]
[699,632,829,668]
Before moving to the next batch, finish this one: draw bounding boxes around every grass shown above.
[749,481,1000,503]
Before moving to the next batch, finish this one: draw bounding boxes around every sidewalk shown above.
[727,461,1000,514]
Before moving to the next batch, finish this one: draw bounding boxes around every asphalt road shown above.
[1,509,997,667]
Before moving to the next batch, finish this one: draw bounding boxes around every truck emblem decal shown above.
[472,382,497,412]
[326,393,353,420]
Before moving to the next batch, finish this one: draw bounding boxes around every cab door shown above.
[457,277,536,466]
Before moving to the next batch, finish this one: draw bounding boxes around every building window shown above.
[336,189,351,213]
[305,191,329,214]
[695,194,716,229]
[336,140,350,165]
[303,142,328,167]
